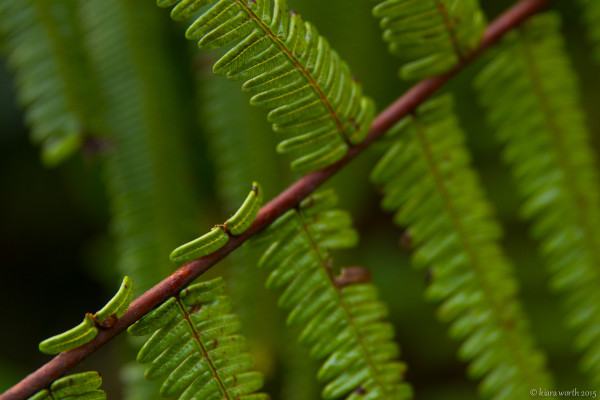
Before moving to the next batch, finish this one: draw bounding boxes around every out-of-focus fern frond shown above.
[128,277,268,400]
[475,12,600,385]
[79,0,199,293]
[198,68,318,396]
[577,0,600,62]
[198,60,285,210]
[253,189,412,400]
[79,1,200,398]
[371,95,552,399]
[157,0,375,174]
[371,0,486,80]
[0,0,103,166]
[28,372,105,400]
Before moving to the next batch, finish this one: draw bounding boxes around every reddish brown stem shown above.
[0,0,553,399]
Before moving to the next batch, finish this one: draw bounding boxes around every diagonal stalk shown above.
[0,1,554,399]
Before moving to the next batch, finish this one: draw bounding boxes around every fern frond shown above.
[577,0,600,63]
[370,95,552,399]
[475,12,600,385]
[79,0,199,292]
[128,277,268,400]
[253,189,412,400]
[0,0,103,166]
[28,372,105,400]
[371,0,486,80]
[157,0,375,174]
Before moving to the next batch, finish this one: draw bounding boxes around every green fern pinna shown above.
[3,0,600,400]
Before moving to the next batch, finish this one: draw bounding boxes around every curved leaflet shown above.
[39,314,98,355]
[28,372,105,400]
[170,226,229,264]
[170,182,263,264]
[128,277,268,400]
[157,0,375,173]
[225,182,263,235]
[95,276,135,326]
[39,276,135,354]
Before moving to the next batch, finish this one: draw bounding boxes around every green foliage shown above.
[4,1,600,399]
[39,276,134,354]
[157,0,375,174]
[95,276,135,325]
[38,313,97,355]
[170,182,263,264]
[475,12,600,385]
[79,0,199,292]
[28,372,105,400]
[0,0,102,165]
[253,189,412,400]
[197,71,318,398]
[128,277,268,400]
[577,0,600,62]
[372,0,486,80]
[370,95,552,399]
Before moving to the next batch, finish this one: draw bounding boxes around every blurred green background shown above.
[1,0,599,398]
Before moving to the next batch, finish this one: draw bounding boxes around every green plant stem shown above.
[0,1,554,399]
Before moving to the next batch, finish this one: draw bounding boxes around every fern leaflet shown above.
[0,0,103,166]
[475,12,600,385]
[170,182,262,264]
[28,372,105,400]
[370,95,552,399]
[372,0,486,80]
[39,276,134,354]
[128,277,268,400]
[253,189,412,400]
[157,0,375,174]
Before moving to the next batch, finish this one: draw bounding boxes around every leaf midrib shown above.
[236,0,350,145]
[175,296,232,400]
[412,115,541,390]
[296,210,394,399]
